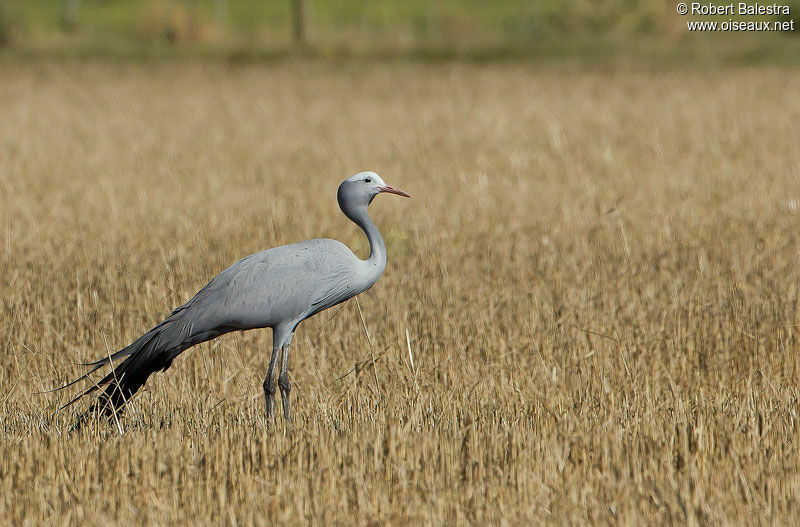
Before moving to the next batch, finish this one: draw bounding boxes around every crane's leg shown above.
[278,343,292,421]
[263,346,280,420]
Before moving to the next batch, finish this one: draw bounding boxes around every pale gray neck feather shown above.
[346,203,387,291]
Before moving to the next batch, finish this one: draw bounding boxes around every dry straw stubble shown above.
[1,62,800,524]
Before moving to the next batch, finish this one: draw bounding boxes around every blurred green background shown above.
[0,0,799,63]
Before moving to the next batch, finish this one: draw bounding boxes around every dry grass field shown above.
[1,62,800,525]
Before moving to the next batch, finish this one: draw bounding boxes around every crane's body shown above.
[57,171,409,421]
[177,238,374,333]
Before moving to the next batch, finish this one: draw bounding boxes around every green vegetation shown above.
[1,0,798,63]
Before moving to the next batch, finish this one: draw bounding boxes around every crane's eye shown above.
[364,178,372,183]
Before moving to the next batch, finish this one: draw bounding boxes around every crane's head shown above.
[338,171,410,212]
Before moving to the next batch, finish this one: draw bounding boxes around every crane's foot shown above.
[278,373,291,422]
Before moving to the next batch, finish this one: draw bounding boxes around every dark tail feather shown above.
[37,334,158,396]
[35,363,107,395]
[78,346,137,368]
[76,309,187,368]
[59,324,185,416]
[48,330,161,399]
[69,304,193,371]
[56,308,229,420]
[82,355,155,417]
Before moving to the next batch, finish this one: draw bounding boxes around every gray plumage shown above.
[57,171,409,421]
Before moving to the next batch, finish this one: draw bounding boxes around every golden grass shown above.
[2,62,800,524]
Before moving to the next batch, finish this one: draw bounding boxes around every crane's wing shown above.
[190,238,364,326]
[307,266,363,317]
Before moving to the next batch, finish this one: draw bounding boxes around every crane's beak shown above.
[378,185,410,198]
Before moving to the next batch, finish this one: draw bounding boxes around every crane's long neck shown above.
[348,204,387,285]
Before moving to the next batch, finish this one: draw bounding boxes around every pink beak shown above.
[378,185,411,198]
